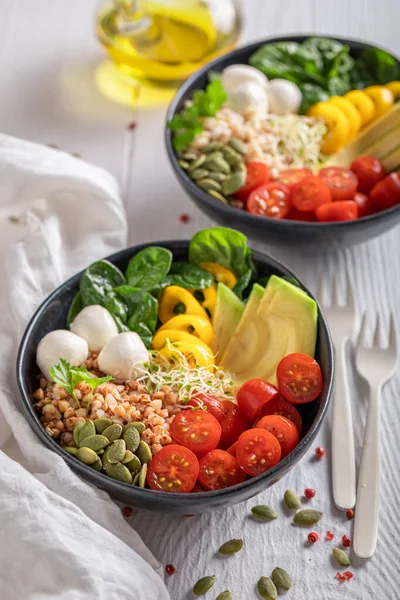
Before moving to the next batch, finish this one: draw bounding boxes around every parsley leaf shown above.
[49,359,113,410]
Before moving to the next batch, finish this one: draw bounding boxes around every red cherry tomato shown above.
[257,415,300,458]
[350,156,386,193]
[237,379,280,423]
[319,167,358,200]
[247,182,292,218]
[219,400,249,449]
[198,449,246,490]
[259,396,303,432]
[354,192,375,218]
[187,393,225,422]
[291,175,332,212]
[170,410,222,457]
[370,172,400,212]
[276,168,313,189]
[287,207,317,222]
[236,428,281,477]
[315,200,358,222]
[235,162,270,201]
[226,441,238,457]
[147,445,199,493]
[277,353,323,404]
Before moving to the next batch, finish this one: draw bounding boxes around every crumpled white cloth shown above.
[0,134,169,600]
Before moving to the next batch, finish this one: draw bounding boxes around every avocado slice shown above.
[212,283,245,362]
[220,276,317,385]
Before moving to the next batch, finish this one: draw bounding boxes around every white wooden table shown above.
[1,1,400,598]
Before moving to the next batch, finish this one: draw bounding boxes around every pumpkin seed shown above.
[123,426,140,452]
[76,447,98,465]
[106,462,133,484]
[228,138,247,155]
[138,463,148,488]
[102,424,123,442]
[193,575,215,596]
[221,145,242,166]
[190,168,210,181]
[126,454,141,473]
[94,418,113,434]
[182,151,199,161]
[122,450,135,464]
[207,171,227,182]
[332,548,351,567]
[204,141,223,153]
[63,446,78,456]
[107,439,126,462]
[124,421,145,435]
[79,434,110,452]
[205,151,223,162]
[197,178,223,193]
[251,505,278,521]
[73,421,85,446]
[271,567,291,590]
[203,156,231,174]
[76,421,95,446]
[257,576,277,600]
[216,592,232,600]
[209,190,228,204]
[232,162,246,175]
[189,154,206,170]
[90,456,103,471]
[136,441,152,465]
[178,160,190,170]
[293,509,323,526]
[132,471,141,485]
[222,170,246,195]
[218,539,244,555]
[284,489,302,510]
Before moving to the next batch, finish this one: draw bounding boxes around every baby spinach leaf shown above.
[128,321,153,349]
[114,285,158,347]
[351,47,400,86]
[67,291,83,327]
[299,83,329,114]
[164,263,214,289]
[232,269,252,299]
[80,260,126,306]
[126,247,173,290]
[103,290,128,324]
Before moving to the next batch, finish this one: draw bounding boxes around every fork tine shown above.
[388,313,398,353]
[372,315,381,348]
[357,312,368,349]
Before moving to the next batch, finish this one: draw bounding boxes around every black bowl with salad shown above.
[17,228,333,513]
[166,36,400,247]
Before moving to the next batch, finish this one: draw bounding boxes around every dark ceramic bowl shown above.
[17,241,334,514]
[165,36,400,248]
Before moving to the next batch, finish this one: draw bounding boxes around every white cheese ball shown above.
[222,64,269,93]
[37,330,89,380]
[98,332,149,381]
[267,79,302,115]
[70,305,118,352]
[227,82,269,116]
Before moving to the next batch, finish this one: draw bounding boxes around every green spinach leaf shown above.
[114,285,158,348]
[164,263,214,289]
[80,260,126,306]
[351,47,400,87]
[126,246,173,290]
[67,291,83,327]
[128,321,154,349]
[299,83,329,114]
[103,290,128,324]
[232,269,252,299]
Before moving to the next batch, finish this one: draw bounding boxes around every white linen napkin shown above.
[0,134,169,600]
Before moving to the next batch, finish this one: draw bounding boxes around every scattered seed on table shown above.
[257,575,277,600]
[218,538,244,555]
[192,575,215,596]
[315,447,325,459]
[326,531,334,541]
[216,591,232,600]
[165,564,176,576]
[346,509,354,520]
[336,571,353,582]
[284,489,302,510]
[342,535,351,547]
[332,548,351,567]
[179,213,190,223]
[293,509,323,526]
[308,532,319,544]
[122,506,132,518]
[271,567,292,591]
[127,121,137,130]
[251,505,278,521]
[343,571,353,580]
[9,215,20,223]
[304,488,316,498]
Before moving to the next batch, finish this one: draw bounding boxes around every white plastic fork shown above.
[318,271,356,510]
[353,313,398,559]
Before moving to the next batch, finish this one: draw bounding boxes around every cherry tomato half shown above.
[276,168,313,189]
[147,444,199,493]
[219,400,249,449]
[170,410,222,457]
[247,182,291,219]
[257,415,300,458]
[259,396,303,433]
[315,200,358,222]
[370,172,400,212]
[226,441,238,457]
[236,428,281,477]
[350,156,386,193]
[187,393,225,422]
[291,175,332,212]
[287,207,317,222]
[237,379,280,423]
[319,167,358,200]
[198,449,246,490]
[277,353,323,404]
[235,162,270,201]
[354,192,375,218]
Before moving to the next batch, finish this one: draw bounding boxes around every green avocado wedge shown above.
[212,283,245,363]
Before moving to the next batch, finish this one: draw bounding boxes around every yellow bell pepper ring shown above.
[386,81,400,100]
[158,314,214,346]
[328,96,362,138]
[307,101,351,155]
[199,262,238,289]
[364,85,394,118]
[158,286,209,324]
[152,329,212,352]
[191,283,218,318]
[344,90,376,127]
[160,341,214,370]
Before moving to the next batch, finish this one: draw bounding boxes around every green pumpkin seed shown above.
[222,171,246,195]
[293,509,323,526]
[179,160,190,170]
[132,471,141,485]
[207,171,227,182]
[218,539,244,555]
[138,463,148,488]
[94,418,113,434]
[257,576,277,600]
[216,592,232,600]
[77,421,96,446]
[107,439,126,462]
[221,145,242,166]
[251,505,278,521]
[190,168,210,181]
[190,154,206,170]
[204,141,223,153]
[76,447,98,465]
[124,421,145,435]
[232,162,246,175]
[102,452,111,469]
[106,462,133,484]
[205,151,223,162]
[182,151,199,161]
[123,426,140,453]
[90,456,103,471]
[102,423,123,442]
[79,434,110,452]
[229,138,247,155]
[63,446,78,456]
[136,441,152,465]
[209,190,228,204]
[193,575,215,596]
[332,548,351,567]
[284,489,302,510]
[204,156,231,174]
[122,450,135,464]
[73,421,85,446]
[126,454,141,473]
[271,568,291,591]
[197,178,223,193]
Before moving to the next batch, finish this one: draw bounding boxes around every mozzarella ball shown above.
[227,82,269,116]
[267,79,302,115]
[98,332,149,381]
[70,305,118,352]
[222,64,269,93]
[37,330,89,380]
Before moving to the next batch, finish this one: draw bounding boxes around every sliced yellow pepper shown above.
[160,341,214,370]
[329,96,362,138]
[364,85,394,118]
[158,286,209,324]
[344,90,376,126]
[152,329,212,352]
[307,101,351,155]
[199,262,238,289]
[158,314,214,346]
[386,81,400,100]
[190,284,218,318]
